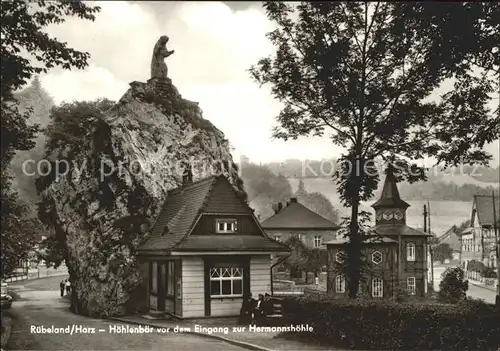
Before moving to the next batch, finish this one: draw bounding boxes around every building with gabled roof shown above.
[325,166,431,299]
[261,197,340,249]
[137,171,289,318]
[459,194,499,273]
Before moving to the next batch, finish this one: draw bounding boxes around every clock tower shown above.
[372,165,410,225]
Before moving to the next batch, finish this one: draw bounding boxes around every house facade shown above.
[326,167,431,299]
[460,195,499,273]
[136,172,289,318]
[436,227,461,261]
[261,197,340,249]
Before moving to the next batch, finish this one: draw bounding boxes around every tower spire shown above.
[372,165,410,210]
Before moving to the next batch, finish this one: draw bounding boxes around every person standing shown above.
[65,279,71,295]
[60,280,65,297]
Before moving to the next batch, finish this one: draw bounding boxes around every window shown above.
[406,243,416,261]
[167,261,175,296]
[314,236,322,248]
[215,219,237,233]
[336,251,344,263]
[372,251,383,265]
[372,278,383,297]
[274,235,281,242]
[151,262,158,295]
[407,277,416,295]
[210,265,243,297]
[335,275,345,293]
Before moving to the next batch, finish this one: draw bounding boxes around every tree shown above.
[303,248,327,279]
[283,235,308,280]
[35,99,115,268]
[297,179,306,194]
[433,243,453,263]
[0,1,100,278]
[438,267,469,304]
[296,191,339,224]
[10,77,55,210]
[240,162,293,219]
[250,2,499,298]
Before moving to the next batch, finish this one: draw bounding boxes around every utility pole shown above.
[492,191,499,307]
[428,201,434,293]
[424,205,428,233]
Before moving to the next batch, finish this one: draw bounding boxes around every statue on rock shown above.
[151,35,174,79]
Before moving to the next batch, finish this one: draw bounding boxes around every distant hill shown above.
[263,159,498,202]
[9,77,54,213]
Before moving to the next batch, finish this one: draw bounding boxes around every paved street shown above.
[433,265,496,304]
[5,276,247,350]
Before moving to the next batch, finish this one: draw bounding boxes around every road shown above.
[433,265,496,304]
[5,276,247,350]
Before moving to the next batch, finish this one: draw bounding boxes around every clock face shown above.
[394,211,403,220]
[383,211,393,220]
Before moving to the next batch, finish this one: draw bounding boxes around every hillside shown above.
[288,178,472,235]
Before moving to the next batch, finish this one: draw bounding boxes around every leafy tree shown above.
[296,190,339,224]
[240,161,293,219]
[1,1,100,169]
[454,220,472,234]
[282,235,308,280]
[303,248,327,279]
[438,267,469,304]
[297,179,306,194]
[433,243,454,263]
[36,99,115,268]
[0,1,100,278]
[251,2,499,298]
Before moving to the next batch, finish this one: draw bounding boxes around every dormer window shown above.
[216,219,237,233]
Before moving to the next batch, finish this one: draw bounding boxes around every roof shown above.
[324,236,398,245]
[138,175,289,253]
[173,235,289,252]
[370,224,432,237]
[139,176,217,251]
[371,166,410,209]
[436,227,461,251]
[459,227,474,235]
[473,195,500,226]
[261,201,340,230]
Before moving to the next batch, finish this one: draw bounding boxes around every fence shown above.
[4,264,68,283]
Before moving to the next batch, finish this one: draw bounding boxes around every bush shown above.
[482,266,497,278]
[438,267,468,303]
[280,296,500,350]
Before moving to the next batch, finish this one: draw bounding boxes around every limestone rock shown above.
[38,78,244,317]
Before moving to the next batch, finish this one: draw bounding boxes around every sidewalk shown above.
[111,315,335,351]
[470,281,497,292]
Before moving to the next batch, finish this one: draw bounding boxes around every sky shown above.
[34,1,499,166]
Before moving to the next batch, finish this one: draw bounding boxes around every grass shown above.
[1,312,13,349]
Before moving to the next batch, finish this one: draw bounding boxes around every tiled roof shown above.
[261,202,340,230]
[370,224,431,237]
[138,176,217,251]
[138,175,286,252]
[173,235,289,252]
[371,167,410,209]
[324,236,397,245]
[474,195,500,226]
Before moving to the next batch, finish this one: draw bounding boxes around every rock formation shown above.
[37,77,245,317]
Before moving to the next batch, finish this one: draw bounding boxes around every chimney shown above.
[182,166,193,185]
[290,197,297,204]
